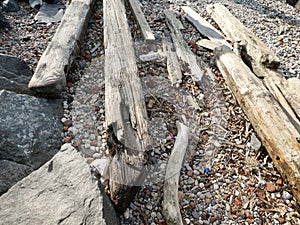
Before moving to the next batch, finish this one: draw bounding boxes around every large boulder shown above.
[0,144,120,225]
[0,90,63,194]
[0,10,10,29]
[0,54,34,95]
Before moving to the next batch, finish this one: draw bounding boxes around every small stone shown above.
[276,178,283,186]
[205,198,211,204]
[282,191,293,200]
[187,177,195,184]
[146,203,152,210]
[210,216,217,223]
[189,201,196,209]
[150,211,156,218]
[278,217,285,224]
[266,182,276,193]
[187,170,193,176]
[63,136,72,143]
[178,191,184,199]
[63,119,72,128]
[192,211,200,219]
[234,190,240,196]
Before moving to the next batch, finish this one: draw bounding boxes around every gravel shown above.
[1,0,300,224]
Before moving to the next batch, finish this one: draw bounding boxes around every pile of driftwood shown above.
[27,0,300,222]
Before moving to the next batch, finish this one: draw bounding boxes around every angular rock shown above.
[0,54,34,95]
[0,144,120,225]
[0,10,10,29]
[0,160,32,194]
[0,90,63,194]
[34,4,65,24]
[2,0,20,12]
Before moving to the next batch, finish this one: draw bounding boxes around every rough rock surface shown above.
[0,54,34,95]
[0,143,120,225]
[0,10,10,29]
[0,90,63,194]
[2,0,20,12]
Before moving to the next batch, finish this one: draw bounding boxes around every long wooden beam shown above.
[215,45,300,204]
[104,0,151,213]
[28,0,95,97]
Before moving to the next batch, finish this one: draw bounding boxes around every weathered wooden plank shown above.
[104,0,151,213]
[126,0,155,41]
[164,10,204,83]
[207,3,280,70]
[215,45,300,204]
[163,121,190,225]
[28,0,95,97]
[283,78,300,118]
[182,6,231,48]
[196,39,223,50]
[162,36,182,87]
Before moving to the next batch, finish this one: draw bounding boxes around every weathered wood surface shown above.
[163,121,190,225]
[204,4,300,126]
[28,0,95,97]
[215,45,300,204]
[283,78,300,119]
[182,6,231,48]
[196,39,223,50]
[207,3,280,70]
[126,0,155,41]
[165,10,204,83]
[162,37,182,86]
[104,0,151,213]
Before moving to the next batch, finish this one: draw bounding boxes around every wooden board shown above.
[182,6,231,48]
[163,121,190,225]
[215,45,300,204]
[207,3,280,70]
[104,0,151,213]
[126,0,155,41]
[164,10,204,83]
[28,0,95,97]
[196,39,223,51]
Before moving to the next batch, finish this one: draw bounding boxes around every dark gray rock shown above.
[0,90,63,194]
[2,0,20,12]
[0,160,32,194]
[0,54,34,95]
[0,144,120,225]
[0,10,10,29]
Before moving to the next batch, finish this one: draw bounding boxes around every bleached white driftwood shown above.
[215,45,300,205]
[196,39,223,51]
[163,121,190,225]
[104,0,151,212]
[126,0,155,41]
[28,0,95,97]
[182,6,231,48]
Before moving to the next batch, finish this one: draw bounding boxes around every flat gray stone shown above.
[34,4,65,23]
[0,144,120,225]
[0,54,34,95]
[0,90,63,194]
[2,0,20,12]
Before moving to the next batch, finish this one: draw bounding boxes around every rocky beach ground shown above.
[1,0,300,224]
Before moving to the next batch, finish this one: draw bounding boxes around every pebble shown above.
[282,191,293,200]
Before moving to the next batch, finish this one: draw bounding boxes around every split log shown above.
[28,0,95,97]
[162,36,182,86]
[205,3,300,125]
[104,0,151,213]
[163,121,190,225]
[164,10,204,83]
[126,0,155,41]
[206,3,280,70]
[182,6,231,48]
[215,45,300,204]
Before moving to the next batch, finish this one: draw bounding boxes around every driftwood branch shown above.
[164,10,204,83]
[104,0,151,213]
[126,0,155,41]
[182,6,231,48]
[28,0,95,97]
[215,45,300,204]
[163,121,190,225]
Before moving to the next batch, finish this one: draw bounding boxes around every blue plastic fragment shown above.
[204,167,210,174]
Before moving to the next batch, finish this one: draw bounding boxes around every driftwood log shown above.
[182,6,231,48]
[126,0,155,41]
[104,0,151,213]
[215,45,300,204]
[207,3,280,70]
[28,0,95,97]
[205,3,300,129]
[163,121,190,225]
